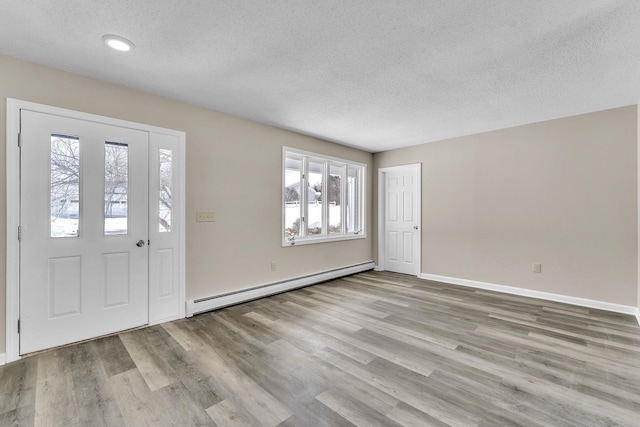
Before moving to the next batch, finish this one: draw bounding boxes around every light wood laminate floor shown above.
[1,271,640,426]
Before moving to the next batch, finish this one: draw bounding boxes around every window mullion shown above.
[340,165,347,235]
[320,161,322,236]
[301,157,308,238]
[358,167,363,233]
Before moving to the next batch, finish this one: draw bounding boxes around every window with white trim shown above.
[283,147,365,246]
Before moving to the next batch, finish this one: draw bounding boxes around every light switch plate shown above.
[196,211,215,222]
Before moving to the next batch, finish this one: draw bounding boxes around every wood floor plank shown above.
[318,348,483,426]
[270,317,377,364]
[158,325,227,411]
[203,331,328,411]
[0,405,35,427]
[321,326,439,378]
[0,355,37,416]
[33,348,80,427]
[490,313,640,352]
[306,288,392,319]
[216,309,281,345]
[153,382,215,427]
[67,343,124,427]
[206,398,261,427]
[2,270,639,426]
[386,402,451,427]
[426,368,570,427]
[161,321,196,352]
[281,300,363,333]
[108,368,168,427]
[315,388,403,427]
[242,311,275,326]
[92,335,136,378]
[267,336,401,414]
[119,330,178,392]
[194,312,268,355]
[276,399,356,427]
[185,328,293,426]
[513,354,640,412]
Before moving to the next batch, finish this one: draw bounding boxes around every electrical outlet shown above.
[196,211,215,222]
[532,263,542,273]
[270,262,277,272]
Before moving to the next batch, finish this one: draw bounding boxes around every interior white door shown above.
[20,110,149,354]
[382,165,421,275]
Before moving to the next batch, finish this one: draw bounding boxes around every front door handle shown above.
[136,239,145,247]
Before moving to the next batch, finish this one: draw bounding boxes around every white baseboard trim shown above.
[373,265,383,271]
[187,261,375,317]
[0,353,6,366]
[420,273,638,316]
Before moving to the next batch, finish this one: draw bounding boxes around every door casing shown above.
[377,163,422,275]
[5,98,186,363]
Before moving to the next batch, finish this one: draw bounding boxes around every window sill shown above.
[282,233,366,247]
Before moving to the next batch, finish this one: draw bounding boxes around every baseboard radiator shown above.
[186,261,375,317]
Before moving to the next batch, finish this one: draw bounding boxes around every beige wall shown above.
[0,55,374,354]
[374,106,638,306]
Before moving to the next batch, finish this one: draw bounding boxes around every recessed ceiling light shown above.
[102,34,134,52]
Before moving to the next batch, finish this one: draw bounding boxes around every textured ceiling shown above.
[1,1,639,152]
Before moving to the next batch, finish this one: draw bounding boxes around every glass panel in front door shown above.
[159,148,172,232]
[50,134,80,238]
[104,141,129,235]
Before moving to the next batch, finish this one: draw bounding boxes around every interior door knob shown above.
[136,239,145,247]
[413,226,419,230]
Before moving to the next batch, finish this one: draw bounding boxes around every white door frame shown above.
[377,163,422,276]
[5,98,186,363]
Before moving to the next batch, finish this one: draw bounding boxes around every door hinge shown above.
[302,216,305,223]
[18,226,21,241]
[17,319,20,334]
[18,133,21,147]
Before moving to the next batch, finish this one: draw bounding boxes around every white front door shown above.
[380,164,421,275]
[20,110,149,354]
